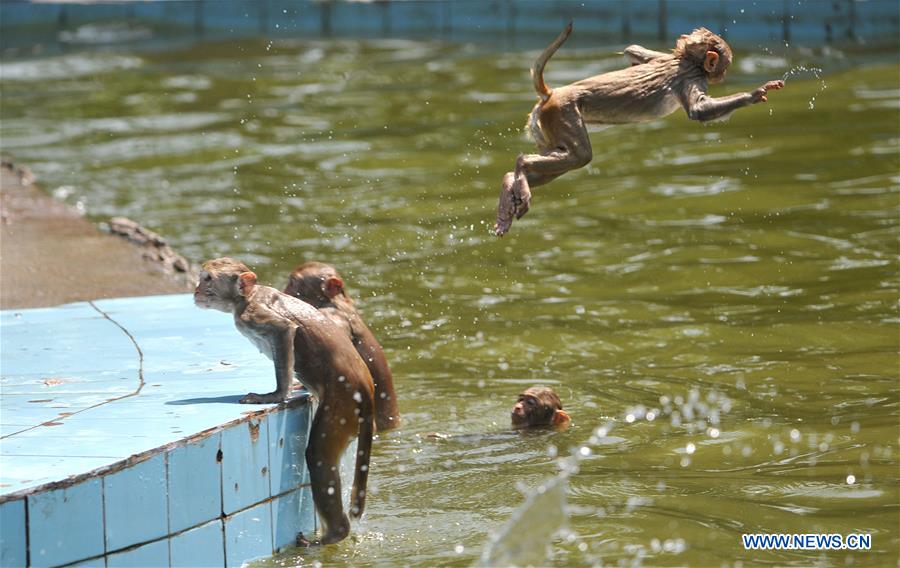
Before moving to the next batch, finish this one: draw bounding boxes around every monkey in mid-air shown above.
[284,261,401,432]
[495,23,785,236]
[511,386,571,430]
[194,257,374,545]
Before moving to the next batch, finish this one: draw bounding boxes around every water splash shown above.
[782,66,827,110]
[478,388,733,565]
[477,468,572,567]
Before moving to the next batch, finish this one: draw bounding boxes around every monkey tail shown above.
[531,20,573,103]
[349,392,374,520]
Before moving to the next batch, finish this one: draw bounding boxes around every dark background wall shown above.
[2,0,898,53]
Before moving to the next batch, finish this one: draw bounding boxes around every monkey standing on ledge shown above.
[284,261,401,432]
[194,257,375,545]
[495,23,786,236]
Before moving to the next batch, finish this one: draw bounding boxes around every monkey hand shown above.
[240,391,288,404]
[751,80,785,103]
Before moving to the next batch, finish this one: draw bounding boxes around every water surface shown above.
[1,36,897,566]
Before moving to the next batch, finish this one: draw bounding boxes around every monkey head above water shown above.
[494,22,785,236]
[284,261,401,432]
[194,257,375,545]
[511,386,571,430]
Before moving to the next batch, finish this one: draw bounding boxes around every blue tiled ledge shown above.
[0,294,317,568]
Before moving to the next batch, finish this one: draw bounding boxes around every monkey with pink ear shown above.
[284,261,401,432]
[495,22,784,236]
[512,386,571,430]
[195,257,375,545]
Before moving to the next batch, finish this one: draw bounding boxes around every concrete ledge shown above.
[0,162,195,310]
[0,294,317,567]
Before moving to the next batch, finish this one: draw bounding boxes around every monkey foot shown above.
[375,414,401,432]
[317,515,351,545]
[512,155,531,219]
[494,174,517,236]
[240,391,288,404]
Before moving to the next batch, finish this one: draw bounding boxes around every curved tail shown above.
[349,391,374,519]
[531,21,573,103]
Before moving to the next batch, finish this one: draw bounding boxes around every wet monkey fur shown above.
[284,261,401,432]
[194,258,375,545]
[495,22,785,236]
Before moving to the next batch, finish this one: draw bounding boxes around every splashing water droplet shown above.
[782,65,827,111]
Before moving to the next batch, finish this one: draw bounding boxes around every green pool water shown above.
[1,36,897,566]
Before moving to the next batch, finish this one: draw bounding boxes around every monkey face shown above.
[512,389,557,428]
[511,392,539,427]
[194,270,235,313]
[676,28,733,85]
[512,386,569,429]
[195,258,252,312]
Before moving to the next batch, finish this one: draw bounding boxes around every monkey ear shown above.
[551,409,571,428]
[703,51,719,73]
[322,276,344,299]
[238,271,257,296]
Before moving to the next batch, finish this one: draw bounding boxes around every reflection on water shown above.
[1,37,898,566]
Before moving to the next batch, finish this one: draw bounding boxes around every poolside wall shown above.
[0,293,321,568]
[1,0,898,52]
[0,399,316,568]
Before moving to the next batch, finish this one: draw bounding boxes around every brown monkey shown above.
[511,386,571,429]
[495,23,785,236]
[194,257,374,545]
[284,261,400,432]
